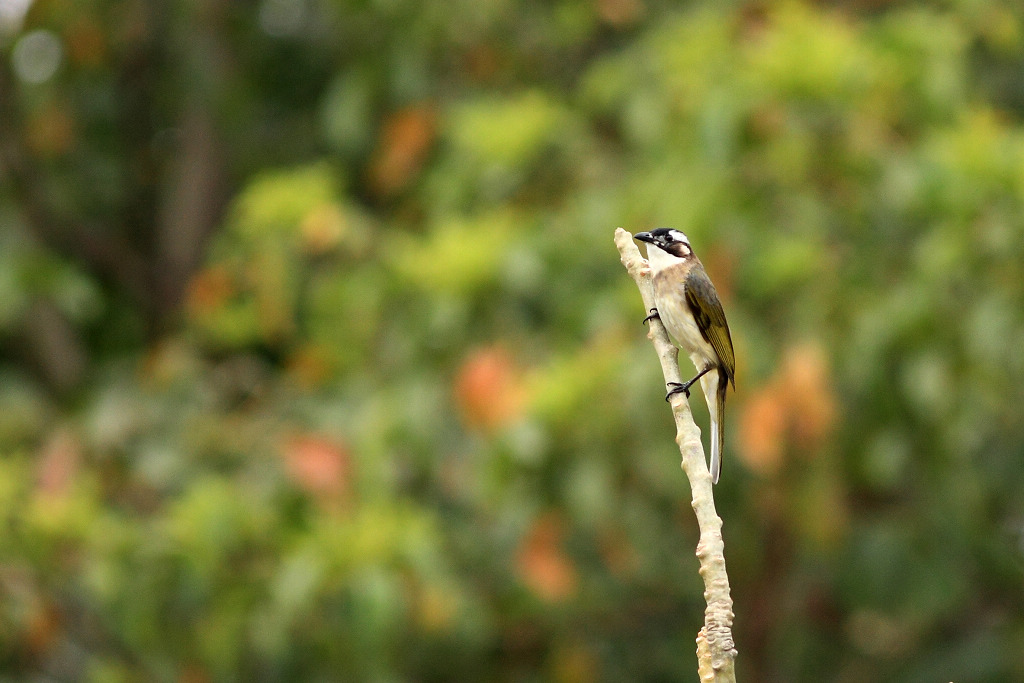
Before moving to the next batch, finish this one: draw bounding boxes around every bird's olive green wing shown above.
[684,265,736,386]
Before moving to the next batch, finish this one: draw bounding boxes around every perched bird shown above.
[633,228,736,484]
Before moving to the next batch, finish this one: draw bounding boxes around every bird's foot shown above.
[643,308,660,325]
[665,366,715,402]
[665,381,691,402]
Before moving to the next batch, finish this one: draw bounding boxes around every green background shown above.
[2,0,1024,680]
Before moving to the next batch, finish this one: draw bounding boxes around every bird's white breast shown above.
[648,253,718,370]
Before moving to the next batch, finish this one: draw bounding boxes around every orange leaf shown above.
[461,44,501,83]
[26,103,74,157]
[368,104,437,197]
[516,514,577,602]
[25,600,60,656]
[186,266,234,317]
[453,346,526,432]
[37,429,81,498]
[65,17,107,67]
[738,383,787,476]
[281,435,351,503]
[598,526,638,578]
[779,343,837,453]
[737,341,838,477]
[286,343,336,388]
[597,0,646,27]
[703,245,736,303]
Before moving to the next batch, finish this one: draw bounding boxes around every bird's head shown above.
[633,228,693,268]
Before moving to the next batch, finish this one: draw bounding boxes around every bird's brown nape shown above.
[668,242,692,259]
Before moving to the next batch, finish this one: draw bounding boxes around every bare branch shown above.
[614,227,738,682]
[0,60,152,306]
[154,103,228,316]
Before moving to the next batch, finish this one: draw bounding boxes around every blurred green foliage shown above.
[2,0,1024,680]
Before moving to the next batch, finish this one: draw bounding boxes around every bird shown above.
[633,228,736,484]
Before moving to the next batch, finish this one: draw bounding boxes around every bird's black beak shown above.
[633,231,654,244]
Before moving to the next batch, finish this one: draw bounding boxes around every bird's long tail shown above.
[701,367,727,485]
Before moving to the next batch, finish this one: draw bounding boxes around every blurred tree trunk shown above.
[0,2,231,390]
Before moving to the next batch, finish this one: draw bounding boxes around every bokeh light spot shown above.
[12,29,62,83]
[0,0,32,35]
